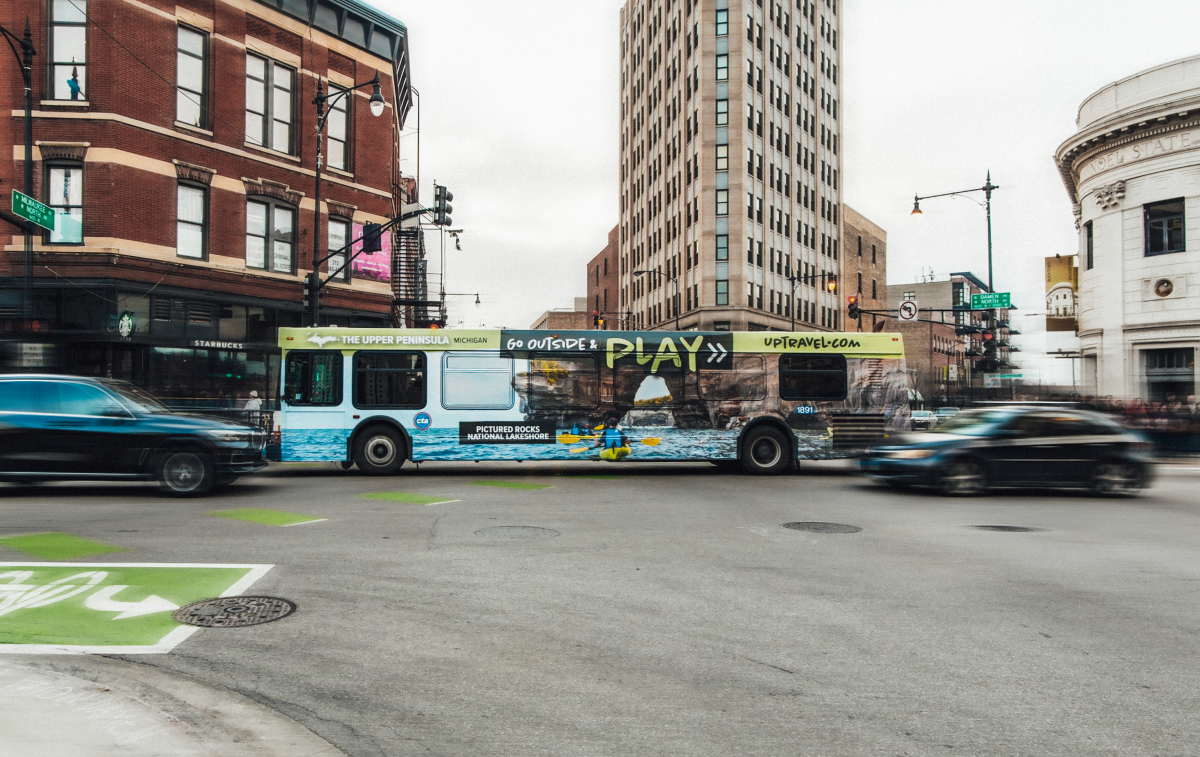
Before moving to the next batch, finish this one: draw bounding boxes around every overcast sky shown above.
[379,0,1200,385]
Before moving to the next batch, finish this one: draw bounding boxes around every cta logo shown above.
[413,412,432,430]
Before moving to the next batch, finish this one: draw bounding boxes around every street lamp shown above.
[309,72,386,326]
[633,269,680,330]
[911,171,999,293]
[784,271,837,331]
[0,19,36,321]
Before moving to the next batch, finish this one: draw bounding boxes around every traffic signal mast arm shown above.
[852,306,992,326]
[309,201,447,293]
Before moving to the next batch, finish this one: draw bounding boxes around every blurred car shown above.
[0,374,267,496]
[910,410,938,430]
[860,406,1152,496]
[935,407,960,420]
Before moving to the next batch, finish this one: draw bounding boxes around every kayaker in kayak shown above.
[595,419,629,450]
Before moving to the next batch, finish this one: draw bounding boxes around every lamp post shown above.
[310,72,386,326]
[785,271,838,331]
[0,19,35,320]
[632,269,680,330]
[911,171,999,293]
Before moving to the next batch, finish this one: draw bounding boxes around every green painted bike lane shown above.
[0,563,272,654]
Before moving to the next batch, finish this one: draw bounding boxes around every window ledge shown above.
[326,166,354,179]
[174,121,213,137]
[40,100,90,108]
[243,142,301,163]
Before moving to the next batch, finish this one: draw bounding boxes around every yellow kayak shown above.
[558,433,598,444]
[599,445,632,462]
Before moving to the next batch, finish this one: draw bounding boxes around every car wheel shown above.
[740,427,791,475]
[936,459,987,496]
[1091,460,1144,497]
[354,426,406,475]
[159,450,214,496]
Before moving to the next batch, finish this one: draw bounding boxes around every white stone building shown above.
[1055,55,1200,402]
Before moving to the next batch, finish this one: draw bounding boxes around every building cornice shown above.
[1054,107,1200,218]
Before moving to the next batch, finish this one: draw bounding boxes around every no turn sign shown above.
[899,300,919,321]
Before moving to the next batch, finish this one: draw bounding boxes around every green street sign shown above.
[0,562,271,654]
[971,291,1011,309]
[12,190,54,231]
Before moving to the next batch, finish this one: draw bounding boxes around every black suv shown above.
[0,374,267,496]
[859,405,1153,496]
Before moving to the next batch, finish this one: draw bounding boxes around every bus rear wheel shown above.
[354,426,407,475]
[740,427,791,475]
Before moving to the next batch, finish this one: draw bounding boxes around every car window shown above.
[0,381,59,413]
[1006,414,1049,437]
[102,381,171,413]
[933,409,1009,436]
[58,383,128,416]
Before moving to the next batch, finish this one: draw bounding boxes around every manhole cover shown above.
[173,596,297,628]
[972,525,1038,533]
[782,522,862,534]
[474,526,561,539]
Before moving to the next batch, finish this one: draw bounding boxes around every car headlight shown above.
[204,429,253,444]
[886,448,939,460]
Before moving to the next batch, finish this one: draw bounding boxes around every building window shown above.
[1084,221,1094,270]
[715,9,728,35]
[871,244,877,264]
[246,198,296,273]
[716,234,728,260]
[177,26,207,127]
[326,86,349,171]
[45,164,83,244]
[1145,199,1185,256]
[715,144,728,171]
[50,0,88,100]
[716,189,729,216]
[176,184,207,259]
[716,98,728,125]
[716,54,728,81]
[246,54,295,153]
[327,217,350,281]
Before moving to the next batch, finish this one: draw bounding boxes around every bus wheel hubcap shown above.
[367,438,396,466]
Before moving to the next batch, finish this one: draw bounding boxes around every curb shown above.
[0,656,346,757]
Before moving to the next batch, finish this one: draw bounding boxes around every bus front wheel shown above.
[740,427,791,475]
[354,426,407,475]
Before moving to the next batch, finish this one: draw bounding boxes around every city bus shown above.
[271,327,909,475]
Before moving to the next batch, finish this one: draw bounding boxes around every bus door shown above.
[280,349,348,461]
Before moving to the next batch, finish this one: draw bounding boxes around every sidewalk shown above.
[0,656,344,757]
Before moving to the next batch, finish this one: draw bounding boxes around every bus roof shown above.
[280,328,905,359]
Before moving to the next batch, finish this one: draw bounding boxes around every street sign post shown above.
[971,291,1010,309]
[12,190,54,231]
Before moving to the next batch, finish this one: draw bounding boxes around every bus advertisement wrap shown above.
[275,328,910,470]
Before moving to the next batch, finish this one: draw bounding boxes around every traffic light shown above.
[304,271,320,324]
[362,222,383,253]
[433,184,453,226]
[593,310,600,327]
[826,274,838,293]
[980,331,998,372]
[847,294,860,320]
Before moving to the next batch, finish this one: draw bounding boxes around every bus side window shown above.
[284,351,343,406]
[527,353,599,409]
[779,354,848,401]
[354,352,426,409]
[697,355,766,401]
[442,352,515,410]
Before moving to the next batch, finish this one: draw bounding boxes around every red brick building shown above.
[586,224,620,328]
[0,0,413,410]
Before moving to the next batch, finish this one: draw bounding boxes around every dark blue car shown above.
[0,374,267,496]
[859,406,1153,496]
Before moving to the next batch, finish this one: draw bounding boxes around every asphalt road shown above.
[3,460,1200,756]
